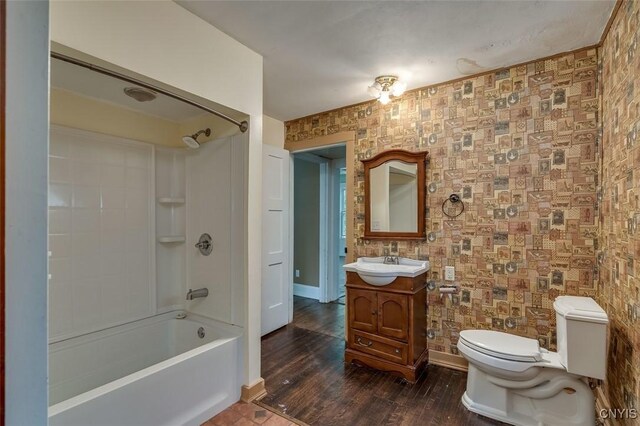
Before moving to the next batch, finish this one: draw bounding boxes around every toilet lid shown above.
[459,330,543,362]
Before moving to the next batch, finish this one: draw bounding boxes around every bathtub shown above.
[48,311,243,426]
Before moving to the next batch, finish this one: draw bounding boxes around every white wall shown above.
[50,0,264,386]
[5,1,49,423]
[263,115,284,148]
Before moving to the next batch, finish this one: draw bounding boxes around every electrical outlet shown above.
[295,269,300,278]
[444,266,455,281]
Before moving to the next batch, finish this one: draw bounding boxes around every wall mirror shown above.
[362,149,428,240]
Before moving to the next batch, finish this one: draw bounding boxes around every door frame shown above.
[285,131,355,306]
[326,157,346,303]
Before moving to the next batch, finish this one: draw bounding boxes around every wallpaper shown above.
[286,47,600,357]
[599,0,640,416]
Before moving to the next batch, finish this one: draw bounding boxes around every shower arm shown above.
[192,129,211,139]
[51,52,249,133]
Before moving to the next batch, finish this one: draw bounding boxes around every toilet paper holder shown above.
[439,284,459,301]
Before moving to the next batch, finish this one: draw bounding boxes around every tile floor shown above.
[202,401,300,426]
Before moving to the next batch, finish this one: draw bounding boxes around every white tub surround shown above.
[49,312,242,426]
[186,134,245,326]
[47,126,249,425]
[49,126,156,342]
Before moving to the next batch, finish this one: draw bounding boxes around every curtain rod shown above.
[51,52,249,133]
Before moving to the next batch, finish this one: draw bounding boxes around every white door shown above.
[261,145,291,336]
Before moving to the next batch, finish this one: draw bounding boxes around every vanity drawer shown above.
[349,330,408,365]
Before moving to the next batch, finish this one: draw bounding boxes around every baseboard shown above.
[428,350,468,372]
[293,283,320,300]
[241,378,267,403]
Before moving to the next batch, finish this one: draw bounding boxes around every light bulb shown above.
[379,90,391,105]
[367,85,381,98]
[391,81,407,97]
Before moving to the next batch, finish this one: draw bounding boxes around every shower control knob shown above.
[195,233,213,256]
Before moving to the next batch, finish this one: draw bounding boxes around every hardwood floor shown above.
[260,296,504,426]
[288,295,345,339]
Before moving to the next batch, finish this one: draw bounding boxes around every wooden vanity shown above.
[345,271,428,382]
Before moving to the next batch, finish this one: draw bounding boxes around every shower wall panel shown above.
[48,126,155,341]
[186,134,245,326]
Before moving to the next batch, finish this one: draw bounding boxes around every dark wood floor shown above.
[260,296,504,426]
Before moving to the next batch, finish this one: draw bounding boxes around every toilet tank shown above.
[554,296,609,380]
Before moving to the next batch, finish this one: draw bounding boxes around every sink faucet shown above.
[186,288,208,300]
[383,256,399,265]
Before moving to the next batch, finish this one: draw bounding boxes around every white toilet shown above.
[457,295,608,426]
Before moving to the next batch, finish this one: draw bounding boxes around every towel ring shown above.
[442,194,464,218]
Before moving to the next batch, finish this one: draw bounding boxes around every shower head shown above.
[182,135,200,149]
[182,128,211,149]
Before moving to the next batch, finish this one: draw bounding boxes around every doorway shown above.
[291,144,346,307]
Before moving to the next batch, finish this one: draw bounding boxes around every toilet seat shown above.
[459,330,542,362]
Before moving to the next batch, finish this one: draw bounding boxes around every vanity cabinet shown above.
[345,272,428,382]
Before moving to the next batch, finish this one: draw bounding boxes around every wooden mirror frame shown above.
[362,149,429,240]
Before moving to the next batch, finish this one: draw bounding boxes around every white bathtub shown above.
[48,311,243,426]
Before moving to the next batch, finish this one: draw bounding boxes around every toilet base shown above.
[462,364,595,426]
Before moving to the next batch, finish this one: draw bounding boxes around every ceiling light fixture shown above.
[123,87,157,102]
[367,75,407,105]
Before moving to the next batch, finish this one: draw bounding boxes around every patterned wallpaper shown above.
[599,0,640,416]
[286,47,600,356]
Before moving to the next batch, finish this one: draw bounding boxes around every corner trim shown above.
[241,378,267,403]
[428,350,468,372]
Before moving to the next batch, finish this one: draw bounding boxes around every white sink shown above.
[343,257,430,286]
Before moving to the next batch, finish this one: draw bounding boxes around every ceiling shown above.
[177,0,615,121]
[51,58,208,122]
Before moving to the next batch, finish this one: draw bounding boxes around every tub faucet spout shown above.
[186,288,208,300]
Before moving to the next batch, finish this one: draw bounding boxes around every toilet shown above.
[457,295,608,426]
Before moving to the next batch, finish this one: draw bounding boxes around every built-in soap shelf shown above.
[155,148,187,311]
[155,149,186,244]
[157,236,186,243]
[157,197,185,205]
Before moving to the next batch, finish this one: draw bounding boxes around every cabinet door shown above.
[377,292,409,341]
[348,288,377,333]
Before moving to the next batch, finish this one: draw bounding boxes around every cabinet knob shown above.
[395,349,400,354]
